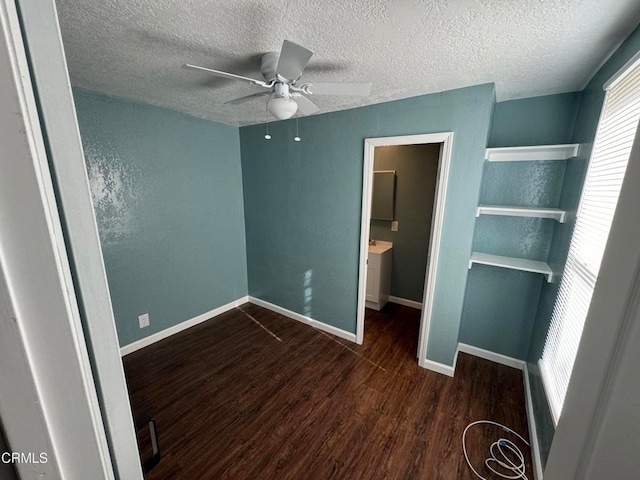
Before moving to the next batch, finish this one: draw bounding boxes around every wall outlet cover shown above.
[138,313,150,328]
[391,221,399,231]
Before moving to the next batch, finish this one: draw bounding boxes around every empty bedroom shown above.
[2,1,640,479]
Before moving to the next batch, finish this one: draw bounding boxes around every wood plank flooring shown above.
[124,302,532,479]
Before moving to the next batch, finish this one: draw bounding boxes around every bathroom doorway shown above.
[357,133,453,367]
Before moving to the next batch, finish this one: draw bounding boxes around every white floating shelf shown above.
[469,252,554,282]
[485,144,579,162]
[476,205,567,223]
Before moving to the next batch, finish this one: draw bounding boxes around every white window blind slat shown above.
[607,64,640,91]
[600,99,640,124]
[593,160,624,173]
[540,58,640,425]
[600,111,640,129]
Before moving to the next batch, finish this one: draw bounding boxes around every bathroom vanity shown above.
[366,241,393,311]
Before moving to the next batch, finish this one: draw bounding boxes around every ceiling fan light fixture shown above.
[267,94,298,120]
[183,40,371,123]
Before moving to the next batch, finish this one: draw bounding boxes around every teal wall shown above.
[73,89,248,347]
[489,93,582,147]
[369,144,440,302]
[459,92,581,359]
[240,84,495,365]
[526,23,640,468]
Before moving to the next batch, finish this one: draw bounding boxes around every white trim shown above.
[417,134,452,365]
[249,296,357,342]
[523,366,545,480]
[457,343,526,370]
[485,144,579,162]
[120,296,249,356]
[469,252,554,283]
[420,338,460,376]
[357,140,375,345]
[476,205,567,223]
[364,133,452,147]
[16,1,143,476]
[357,132,454,366]
[419,358,455,377]
[388,296,423,309]
[0,2,115,477]
[421,342,527,378]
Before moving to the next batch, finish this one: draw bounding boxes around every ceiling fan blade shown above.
[305,82,371,96]
[293,95,320,116]
[276,40,313,81]
[182,64,268,86]
[224,92,270,105]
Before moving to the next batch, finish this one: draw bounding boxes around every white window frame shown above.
[540,54,640,425]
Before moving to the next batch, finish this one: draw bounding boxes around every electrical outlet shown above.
[138,313,150,329]
[391,221,399,232]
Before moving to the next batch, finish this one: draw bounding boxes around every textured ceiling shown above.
[56,0,640,126]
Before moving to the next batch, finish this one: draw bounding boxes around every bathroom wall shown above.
[369,144,440,303]
[458,92,581,359]
[73,88,248,347]
[241,83,495,366]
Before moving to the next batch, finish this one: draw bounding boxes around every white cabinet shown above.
[365,241,392,311]
[366,262,380,302]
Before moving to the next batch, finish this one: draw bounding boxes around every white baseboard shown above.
[457,343,526,370]
[523,366,544,480]
[419,357,455,377]
[248,296,357,343]
[388,296,423,309]
[120,296,249,356]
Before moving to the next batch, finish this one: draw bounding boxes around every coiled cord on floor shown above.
[462,420,530,480]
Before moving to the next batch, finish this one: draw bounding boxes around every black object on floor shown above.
[135,414,160,474]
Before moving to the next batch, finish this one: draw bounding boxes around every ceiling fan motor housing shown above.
[273,82,291,98]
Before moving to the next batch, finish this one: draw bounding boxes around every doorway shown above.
[357,133,453,367]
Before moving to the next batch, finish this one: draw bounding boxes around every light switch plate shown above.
[391,221,399,232]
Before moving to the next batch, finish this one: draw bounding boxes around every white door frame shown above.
[356,132,454,369]
[15,1,144,477]
[0,0,116,477]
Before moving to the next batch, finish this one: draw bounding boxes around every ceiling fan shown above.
[182,40,371,120]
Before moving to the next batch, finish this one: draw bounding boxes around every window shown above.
[539,57,640,424]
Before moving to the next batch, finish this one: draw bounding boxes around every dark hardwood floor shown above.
[124,302,532,479]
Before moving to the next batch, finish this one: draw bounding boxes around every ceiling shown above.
[56,0,640,126]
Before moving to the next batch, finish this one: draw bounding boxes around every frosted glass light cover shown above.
[267,95,298,119]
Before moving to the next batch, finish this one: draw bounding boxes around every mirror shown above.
[371,171,396,221]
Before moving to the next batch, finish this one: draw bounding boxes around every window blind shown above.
[539,59,640,424]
